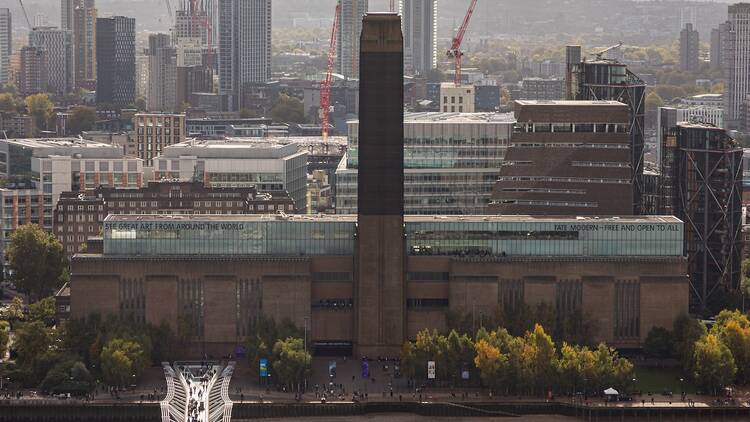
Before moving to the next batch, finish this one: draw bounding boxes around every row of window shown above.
[495,199,598,208]
[497,176,630,184]
[500,188,586,195]
[510,142,629,149]
[514,123,628,133]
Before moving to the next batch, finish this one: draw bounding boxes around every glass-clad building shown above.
[336,112,514,215]
[103,215,683,258]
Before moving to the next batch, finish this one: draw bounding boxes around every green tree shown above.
[66,106,97,135]
[29,297,57,326]
[710,310,750,383]
[6,224,67,301]
[39,359,95,396]
[270,94,306,124]
[693,334,736,394]
[100,338,147,387]
[25,93,54,133]
[673,315,707,372]
[0,320,9,358]
[643,327,674,359]
[524,324,557,395]
[13,320,54,367]
[0,93,20,114]
[271,337,311,390]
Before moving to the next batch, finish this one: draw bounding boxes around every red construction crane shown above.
[447,0,478,86]
[320,4,341,141]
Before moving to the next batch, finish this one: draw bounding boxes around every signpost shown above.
[427,361,436,380]
[260,358,268,378]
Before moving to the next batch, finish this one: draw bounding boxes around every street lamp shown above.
[303,316,309,354]
[680,377,684,400]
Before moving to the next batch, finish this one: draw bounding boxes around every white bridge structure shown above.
[161,361,235,422]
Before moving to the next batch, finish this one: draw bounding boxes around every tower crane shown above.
[390,0,396,12]
[446,0,478,86]
[320,3,341,141]
[17,0,32,28]
[591,41,623,61]
[164,0,173,18]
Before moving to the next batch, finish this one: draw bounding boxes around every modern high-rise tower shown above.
[337,0,368,79]
[400,0,437,76]
[147,33,177,112]
[710,23,727,72]
[64,0,97,90]
[0,8,10,86]
[679,23,699,72]
[724,3,750,130]
[218,0,272,112]
[29,27,75,95]
[96,16,135,107]
[356,13,405,356]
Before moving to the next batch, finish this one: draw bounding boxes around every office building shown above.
[489,100,632,216]
[0,115,34,138]
[68,0,97,89]
[136,53,150,99]
[400,0,436,76]
[520,78,564,101]
[0,8,10,86]
[336,112,512,215]
[710,23,727,72]
[337,0,368,79]
[440,84,475,113]
[19,46,47,96]
[679,23,699,72]
[663,123,743,315]
[152,139,308,212]
[474,83,501,112]
[147,33,178,112]
[567,46,646,214]
[176,65,213,108]
[96,16,135,107]
[0,138,144,207]
[29,27,75,96]
[185,117,272,138]
[67,14,689,356]
[724,4,750,130]
[218,0,272,111]
[133,113,186,165]
[0,188,53,271]
[53,181,293,254]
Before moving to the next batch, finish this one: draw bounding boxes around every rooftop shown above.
[514,100,627,107]
[105,214,681,224]
[2,138,116,149]
[349,112,516,124]
[161,139,309,159]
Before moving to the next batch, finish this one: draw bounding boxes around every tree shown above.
[39,359,95,396]
[100,338,147,387]
[0,93,20,114]
[29,297,57,326]
[474,339,506,391]
[673,315,707,371]
[25,93,54,133]
[643,327,674,359]
[270,94,306,124]
[524,324,557,394]
[66,106,97,135]
[710,310,750,383]
[271,337,311,390]
[693,334,736,394]
[0,320,9,358]
[645,91,664,111]
[6,224,67,301]
[13,320,54,367]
